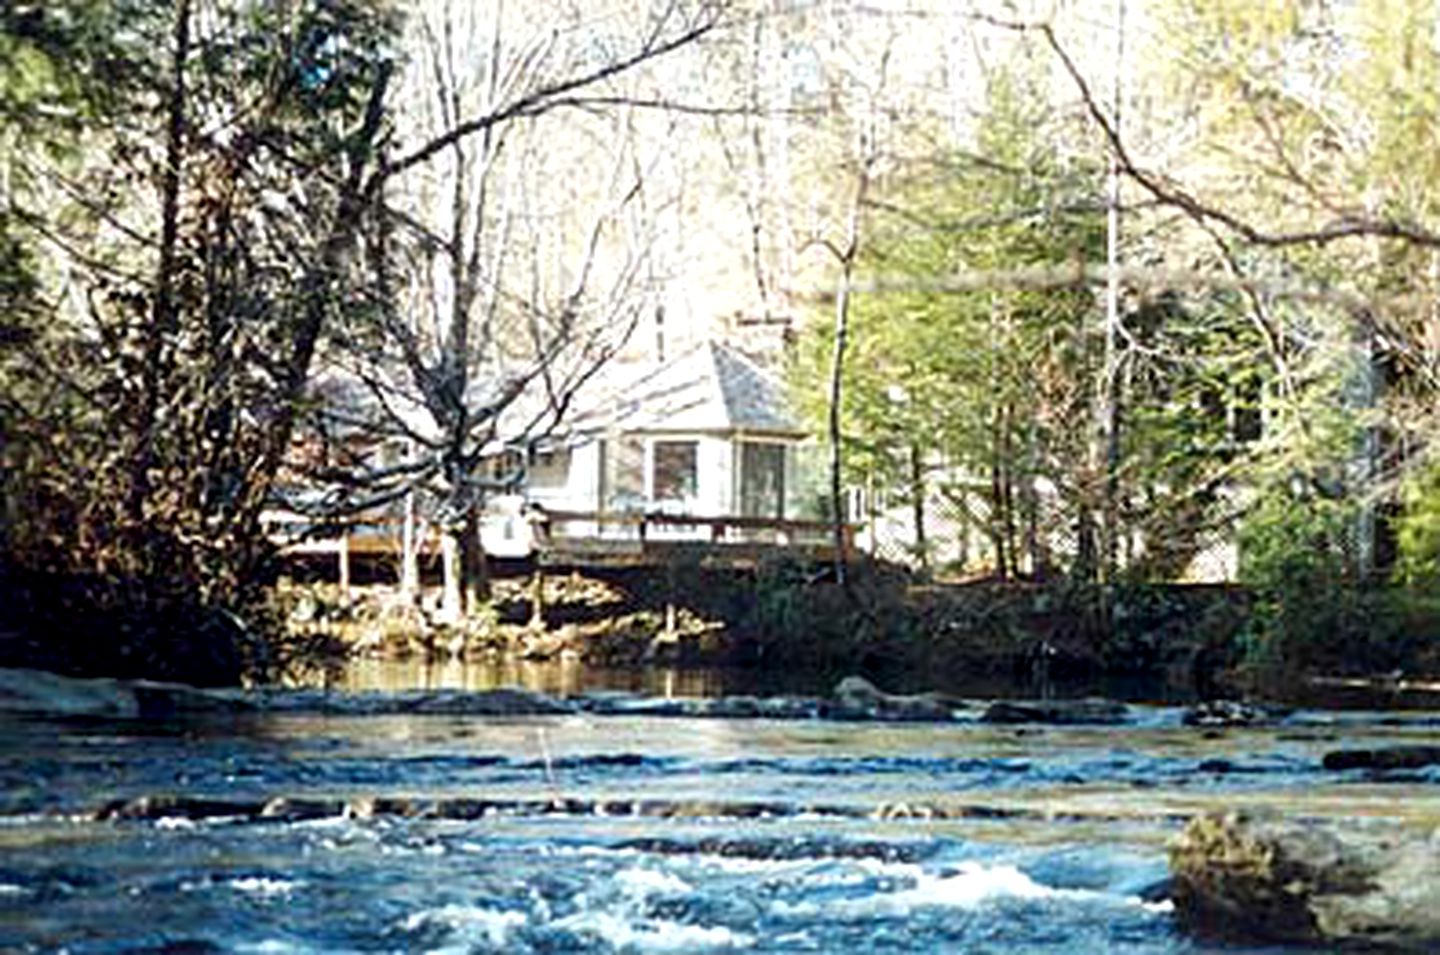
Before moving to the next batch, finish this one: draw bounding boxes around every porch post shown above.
[529,566,546,629]
[338,530,351,601]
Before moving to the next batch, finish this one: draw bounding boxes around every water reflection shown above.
[335,657,741,699]
[329,658,1191,704]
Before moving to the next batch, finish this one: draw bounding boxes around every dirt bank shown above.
[274,563,1254,698]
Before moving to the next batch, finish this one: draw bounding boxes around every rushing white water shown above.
[1,699,1437,952]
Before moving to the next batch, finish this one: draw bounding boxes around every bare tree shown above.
[304,0,730,619]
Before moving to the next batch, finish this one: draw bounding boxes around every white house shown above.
[481,340,823,556]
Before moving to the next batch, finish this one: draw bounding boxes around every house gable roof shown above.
[572,341,804,438]
[711,342,797,433]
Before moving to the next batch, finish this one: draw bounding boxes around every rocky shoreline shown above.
[4,666,1440,739]
[0,666,1121,723]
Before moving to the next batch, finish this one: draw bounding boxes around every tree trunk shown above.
[439,506,489,623]
[954,485,970,571]
[909,443,928,580]
[244,65,391,567]
[990,451,1009,581]
[439,526,464,623]
[127,0,191,547]
[1093,0,1126,587]
[827,258,855,587]
[400,490,420,603]
[997,406,1019,579]
[825,119,878,589]
[461,506,490,607]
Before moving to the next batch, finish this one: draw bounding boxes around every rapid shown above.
[2,672,1437,953]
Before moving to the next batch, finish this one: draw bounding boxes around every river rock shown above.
[414,686,574,716]
[344,687,574,716]
[98,794,265,822]
[259,797,346,822]
[753,696,822,720]
[618,836,928,864]
[1170,810,1440,949]
[0,668,141,718]
[0,667,257,719]
[1182,699,1287,728]
[698,695,762,718]
[1322,745,1440,772]
[828,676,962,721]
[133,681,256,717]
[980,698,1129,725]
[578,694,690,717]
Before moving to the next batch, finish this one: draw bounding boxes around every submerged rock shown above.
[0,668,141,718]
[980,698,1129,725]
[97,794,266,822]
[616,836,929,864]
[259,797,345,822]
[1170,810,1440,949]
[0,668,254,719]
[403,687,573,716]
[1322,745,1440,772]
[266,687,577,717]
[575,693,691,717]
[828,675,963,721]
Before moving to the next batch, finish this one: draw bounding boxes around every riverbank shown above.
[273,566,1252,697]
[7,559,1440,705]
[273,565,1440,706]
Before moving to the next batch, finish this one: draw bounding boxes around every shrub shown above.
[1236,487,1384,674]
[1395,458,1440,589]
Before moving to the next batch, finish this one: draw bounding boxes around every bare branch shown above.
[374,6,726,192]
[976,13,1440,250]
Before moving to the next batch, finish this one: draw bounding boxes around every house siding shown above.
[701,437,732,516]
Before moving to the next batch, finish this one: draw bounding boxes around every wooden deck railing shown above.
[263,507,856,571]
[534,509,855,566]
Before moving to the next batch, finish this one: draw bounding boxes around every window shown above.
[652,441,699,504]
[601,438,646,512]
[785,43,824,101]
[483,450,524,488]
[741,442,785,519]
[527,447,570,490]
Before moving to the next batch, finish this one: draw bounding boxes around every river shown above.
[2,670,1438,953]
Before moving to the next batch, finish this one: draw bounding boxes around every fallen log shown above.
[1170,810,1440,950]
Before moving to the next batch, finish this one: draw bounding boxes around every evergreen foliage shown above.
[792,71,1266,584]
[1,0,402,681]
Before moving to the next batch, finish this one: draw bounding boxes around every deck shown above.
[264,508,854,581]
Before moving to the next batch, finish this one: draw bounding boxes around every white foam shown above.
[0,813,52,828]
[853,858,924,881]
[616,866,692,897]
[774,929,814,947]
[156,816,198,831]
[553,910,752,952]
[400,904,527,951]
[689,854,805,876]
[775,861,1082,919]
[234,941,303,954]
[774,861,1177,922]
[0,883,29,897]
[228,877,303,898]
